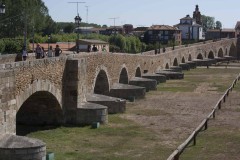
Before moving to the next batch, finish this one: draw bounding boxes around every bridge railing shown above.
[167,73,240,160]
[142,38,236,56]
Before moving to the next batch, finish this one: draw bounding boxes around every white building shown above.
[176,15,203,41]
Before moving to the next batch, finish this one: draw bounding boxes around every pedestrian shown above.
[22,46,28,61]
[35,43,43,59]
[92,44,98,52]
[47,46,54,57]
[55,44,62,57]
[41,46,46,58]
[87,45,91,52]
[102,45,107,52]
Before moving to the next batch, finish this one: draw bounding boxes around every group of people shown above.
[22,44,62,61]
[35,44,62,59]
[87,44,107,52]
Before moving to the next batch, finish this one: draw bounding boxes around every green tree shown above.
[215,21,222,29]
[0,0,54,37]
[201,15,215,32]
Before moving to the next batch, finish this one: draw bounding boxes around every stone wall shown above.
[0,70,16,134]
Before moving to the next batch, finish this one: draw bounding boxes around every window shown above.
[165,31,168,35]
[148,31,152,35]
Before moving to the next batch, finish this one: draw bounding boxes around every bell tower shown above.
[193,5,202,25]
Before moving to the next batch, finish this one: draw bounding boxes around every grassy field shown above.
[181,83,240,160]
[25,65,240,160]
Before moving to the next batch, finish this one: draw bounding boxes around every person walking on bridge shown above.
[22,46,28,61]
[35,43,43,59]
[55,45,62,57]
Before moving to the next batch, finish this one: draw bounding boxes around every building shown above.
[123,24,134,34]
[175,5,203,41]
[75,39,109,52]
[193,5,202,25]
[175,14,203,41]
[205,29,235,40]
[133,27,148,37]
[235,21,240,38]
[144,25,181,45]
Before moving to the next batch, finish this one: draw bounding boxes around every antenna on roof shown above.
[85,5,90,24]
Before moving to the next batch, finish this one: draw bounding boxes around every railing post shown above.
[218,101,221,109]
[226,90,229,96]
[193,134,196,146]
[204,119,208,130]
[174,154,179,160]
[223,95,226,102]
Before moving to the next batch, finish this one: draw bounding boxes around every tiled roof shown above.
[149,25,179,30]
[180,15,193,20]
[207,29,235,32]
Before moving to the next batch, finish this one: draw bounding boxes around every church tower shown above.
[193,5,202,25]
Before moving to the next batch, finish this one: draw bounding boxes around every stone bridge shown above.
[0,38,238,159]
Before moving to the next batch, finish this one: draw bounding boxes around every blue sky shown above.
[42,0,239,28]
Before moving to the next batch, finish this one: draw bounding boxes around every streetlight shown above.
[48,34,51,52]
[75,14,82,53]
[69,1,85,53]
[220,28,222,40]
[0,3,5,14]
[158,33,161,53]
[140,34,144,54]
[172,33,175,50]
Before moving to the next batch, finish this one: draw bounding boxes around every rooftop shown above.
[148,25,179,31]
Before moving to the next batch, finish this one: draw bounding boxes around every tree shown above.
[0,0,54,37]
[215,21,222,29]
[201,15,215,32]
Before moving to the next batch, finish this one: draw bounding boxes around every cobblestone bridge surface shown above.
[0,38,238,160]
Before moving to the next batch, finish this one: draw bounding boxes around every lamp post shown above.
[220,28,222,40]
[158,33,161,53]
[0,3,5,14]
[140,34,144,54]
[172,33,175,50]
[75,14,82,53]
[48,34,51,52]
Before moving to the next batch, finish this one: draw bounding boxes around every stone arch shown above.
[119,67,129,84]
[197,53,203,60]
[165,63,169,69]
[208,51,214,59]
[16,91,63,128]
[181,57,186,63]
[16,80,62,111]
[16,80,63,135]
[135,67,141,77]
[188,54,192,61]
[218,48,224,57]
[94,70,110,94]
[173,58,178,66]
[229,43,237,57]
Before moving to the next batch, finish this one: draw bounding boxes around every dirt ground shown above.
[121,63,240,151]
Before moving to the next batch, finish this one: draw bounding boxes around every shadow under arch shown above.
[94,70,110,95]
[173,58,178,66]
[218,48,224,57]
[229,43,237,57]
[188,54,192,61]
[119,67,129,84]
[16,91,63,136]
[197,53,203,59]
[165,63,169,69]
[208,51,214,59]
[135,67,141,77]
[181,57,185,63]
[225,48,228,55]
